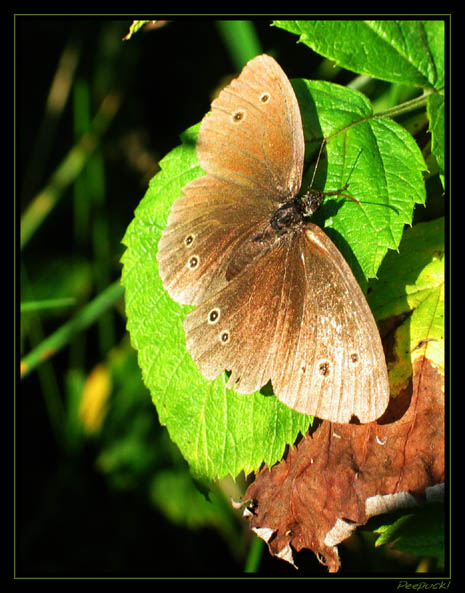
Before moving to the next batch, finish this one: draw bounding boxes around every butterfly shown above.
[157,55,390,423]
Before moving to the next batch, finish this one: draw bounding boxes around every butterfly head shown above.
[298,190,326,217]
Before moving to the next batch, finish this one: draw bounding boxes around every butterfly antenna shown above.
[333,148,363,207]
[308,138,327,190]
[306,142,363,207]
[344,147,363,187]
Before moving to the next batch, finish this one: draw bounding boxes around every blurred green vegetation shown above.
[18,18,444,577]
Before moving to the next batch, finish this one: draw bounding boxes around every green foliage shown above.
[294,79,426,282]
[369,218,444,376]
[274,20,444,88]
[123,20,154,41]
[277,19,444,190]
[427,92,445,181]
[371,503,445,567]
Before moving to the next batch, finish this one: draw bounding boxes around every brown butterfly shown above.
[157,55,390,423]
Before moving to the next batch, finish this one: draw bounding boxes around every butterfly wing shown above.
[157,54,305,306]
[183,234,292,395]
[197,54,304,200]
[157,175,273,305]
[184,224,390,424]
[273,224,390,423]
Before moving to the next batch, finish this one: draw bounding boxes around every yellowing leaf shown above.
[79,364,111,433]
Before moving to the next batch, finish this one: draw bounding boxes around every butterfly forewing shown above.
[197,55,304,200]
[158,175,274,305]
[157,55,303,307]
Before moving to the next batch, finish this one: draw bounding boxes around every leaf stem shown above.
[326,89,439,144]
[244,534,265,573]
[20,89,122,249]
[21,298,76,313]
[20,281,124,378]
[372,90,436,120]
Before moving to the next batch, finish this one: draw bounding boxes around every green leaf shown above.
[294,80,426,282]
[275,19,445,192]
[121,74,427,481]
[150,469,232,530]
[123,20,154,41]
[427,93,445,179]
[373,503,444,565]
[368,218,444,392]
[274,20,445,89]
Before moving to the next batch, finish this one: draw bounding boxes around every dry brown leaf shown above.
[243,355,444,572]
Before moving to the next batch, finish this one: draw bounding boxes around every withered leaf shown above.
[243,355,444,572]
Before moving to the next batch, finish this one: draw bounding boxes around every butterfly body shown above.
[157,55,390,423]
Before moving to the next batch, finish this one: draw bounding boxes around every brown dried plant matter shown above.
[244,355,444,572]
